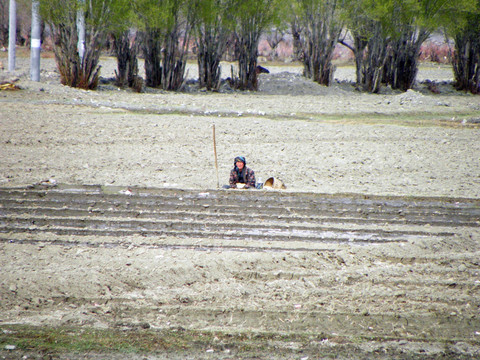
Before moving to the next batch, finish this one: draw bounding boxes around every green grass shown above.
[0,325,320,355]
[2,324,478,358]
[1,325,197,354]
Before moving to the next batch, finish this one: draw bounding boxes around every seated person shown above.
[228,156,256,189]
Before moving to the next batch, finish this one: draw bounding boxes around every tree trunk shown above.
[352,34,367,88]
[145,4,192,92]
[383,28,428,91]
[265,27,284,60]
[291,20,303,62]
[236,31,259,91]
[78,37,102,89]
[196,27,225,91]
[113,32,129,87]
[303,35,337,86]
[143,29,162,88]
[453,23,480,94]
[161,25,187,91]
[298,0,342,86]
[127,41,139,89]
[113,31,139,89]
[350,22,390,93]
[53,22,103,90]
[0,0,8,48]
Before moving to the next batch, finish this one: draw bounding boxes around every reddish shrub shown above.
[420,41,453,64]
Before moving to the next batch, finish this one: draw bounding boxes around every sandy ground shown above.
[1,54,480,359]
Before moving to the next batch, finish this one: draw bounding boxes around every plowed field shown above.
[1,56,480,359]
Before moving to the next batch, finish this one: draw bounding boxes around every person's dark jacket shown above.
[229,166,256,189]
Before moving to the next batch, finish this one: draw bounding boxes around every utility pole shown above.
[8,0,16,72]
[30,0,41,81]
[77,0,86,63]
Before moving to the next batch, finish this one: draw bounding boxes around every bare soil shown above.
[0,54,479,359]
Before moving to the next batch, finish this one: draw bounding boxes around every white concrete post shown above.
[8,0,16,72]
[30,0,41,81]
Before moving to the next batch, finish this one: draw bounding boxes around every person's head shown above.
[234,156,246,170]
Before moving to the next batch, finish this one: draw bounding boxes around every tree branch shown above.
[338,39,354,53]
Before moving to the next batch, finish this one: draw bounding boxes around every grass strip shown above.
[2,324,478,358]
[0,324,322,355]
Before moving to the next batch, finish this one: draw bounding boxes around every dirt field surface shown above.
[1,55,480,359]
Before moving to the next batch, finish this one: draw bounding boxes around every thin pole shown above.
[30,0,41,81]
[77,0,86,62]
[8,0,16,72]
[213,124,219,189]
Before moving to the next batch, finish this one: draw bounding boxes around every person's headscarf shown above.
[234,156,247,183]
[234,156,246,166]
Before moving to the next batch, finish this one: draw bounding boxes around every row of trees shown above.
[6,0,480,94]
[32,0,284,91]
[339,0,480,93]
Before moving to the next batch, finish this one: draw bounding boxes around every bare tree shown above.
[193,0,234,90]
[294,0,344,86]
[350,22,391,93]
[451,0,480,94]
[341,0,476,93]
[232,0,280,91]
[453,28,480,94]
[134,0,192,91]
[383,29,428,91]
[265,27,284,60]
[40,0,117,89]
[341,0,429,92]
[382,0,447,91]
[112,30,140,89]
[142,28,162,87]
[290,15,303,62]
[162,1,192,91]
[106,0,141,90]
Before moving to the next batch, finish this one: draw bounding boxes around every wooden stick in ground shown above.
[213,124,219,189]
